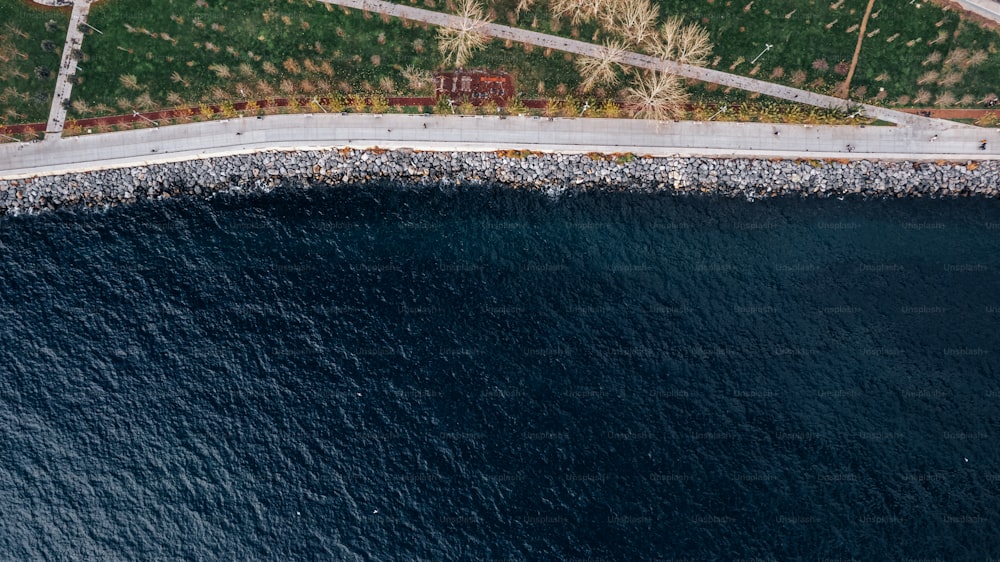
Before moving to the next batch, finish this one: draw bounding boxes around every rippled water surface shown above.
[1,184,999,560]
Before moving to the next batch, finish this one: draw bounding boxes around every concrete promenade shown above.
[4,0,996,181]
[1,114,997,180]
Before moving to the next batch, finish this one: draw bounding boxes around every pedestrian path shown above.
[45,0,94,141]
[4,0,995,179]
[1,113,997,180]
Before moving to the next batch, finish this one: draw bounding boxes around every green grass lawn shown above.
[68,0,585,118]
[441,0,1000,107]
[650,0,1000,106]
[73,0,441,115]
[0,1,70,125]
[4,0,998,127]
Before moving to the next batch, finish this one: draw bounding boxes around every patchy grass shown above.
[491,0,1000,107]
[73,0,441,115]
[0,1,69,125]
[398,0,1000,107]
[7,0,998,127]
[69,0,582,118]
[633,0,999,106]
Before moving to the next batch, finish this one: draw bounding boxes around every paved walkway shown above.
[1,114,997,180]
[4,0,995,180]
[45,0,93,141]
[334,0,969,130]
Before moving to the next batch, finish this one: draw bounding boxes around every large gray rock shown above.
[2,149,999,215]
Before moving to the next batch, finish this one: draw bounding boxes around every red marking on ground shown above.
[434,70,515,105]
[899,107,998,119]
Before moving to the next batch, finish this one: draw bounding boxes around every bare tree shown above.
[967,50,988,67]
[437,0,492,67]
[208,64,232,79]
[515,0,537,16]
[575,39,626,92]
[378,76,397,94]
[649,15,684,58]
[70,99,91,115]
[622,71,687,121]
[402,65,435,93]
[4,23,28,40]
[601,0,659,48]
[256,80,276,96]
[675,21,712,66]
[549,0,610,24]
[135,92,156,110]
[119,74,142,90]
[645,16,712,66]
[170,71,191,88]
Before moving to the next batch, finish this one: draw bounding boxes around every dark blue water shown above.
[1,184,999,560]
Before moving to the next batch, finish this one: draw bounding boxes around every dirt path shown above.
[839,0,878,99]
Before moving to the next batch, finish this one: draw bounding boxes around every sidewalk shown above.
[1,114,997,180]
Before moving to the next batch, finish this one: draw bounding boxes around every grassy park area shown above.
[447,0,1000,108]
[73,0,439,113]
[0,2,69,124]
[1,0,998,129]
[646,0,1000,107]
[66,0,578,117]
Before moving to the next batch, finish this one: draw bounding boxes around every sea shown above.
[1,182,998,561]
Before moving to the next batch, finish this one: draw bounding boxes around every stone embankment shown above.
[1,149,998,214]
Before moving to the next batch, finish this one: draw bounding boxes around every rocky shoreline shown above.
[1,148,998,214]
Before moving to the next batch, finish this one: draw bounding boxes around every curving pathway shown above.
[4,0,996,180]
[1,113,998,180]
